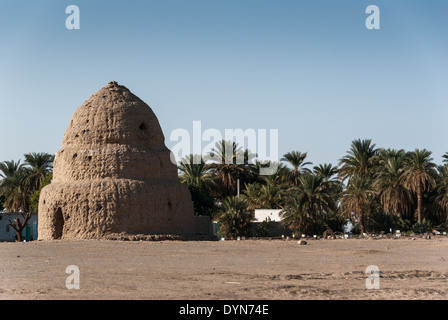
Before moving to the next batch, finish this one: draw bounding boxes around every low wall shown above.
[195,216,212,235]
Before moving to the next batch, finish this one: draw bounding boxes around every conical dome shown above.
[53,81,177,182]
[38,82,195,240]
[64,81,165,147]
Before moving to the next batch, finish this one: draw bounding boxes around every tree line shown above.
[178,139,448,238]
[1,140,448,240]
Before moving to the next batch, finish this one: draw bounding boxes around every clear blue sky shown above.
[1,0,447,167]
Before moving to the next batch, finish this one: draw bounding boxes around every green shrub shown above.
[214,196,253,238]
[188,184,217,217]
[411,219,432,234]
[367,211,411,233]
[255,217,274,237]
[435,221,448,233]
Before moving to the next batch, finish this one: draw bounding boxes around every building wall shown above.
[251,209,289,237]
[0,213,38,242]
[254,209,283,222]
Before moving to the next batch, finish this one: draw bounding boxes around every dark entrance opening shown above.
[54,208,64,239]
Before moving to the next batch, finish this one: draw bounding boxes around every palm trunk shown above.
[417,181,422,223]
[360,213,365,235]
[358,203,365,235]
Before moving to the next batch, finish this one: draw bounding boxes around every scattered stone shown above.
[102,233,215,242]
[298,240,307,245]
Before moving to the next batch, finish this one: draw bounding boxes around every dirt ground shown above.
[1,237,447,300]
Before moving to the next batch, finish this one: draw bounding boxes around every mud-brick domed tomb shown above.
[38,81,195,240]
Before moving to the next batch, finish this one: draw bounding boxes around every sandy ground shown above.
[0,237,447,300]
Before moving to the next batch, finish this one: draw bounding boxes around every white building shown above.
[0,212,38,241]
[254,209,283,222]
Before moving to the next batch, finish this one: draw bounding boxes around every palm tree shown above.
[403,149,438,222]
[435,153,448,220]
[0,160,28,211]
[249,160,287,185]
[244,181,285,210]
[206,140,252,197]
[244,182,263,210]
[260,162,290,186]
[281,151,312,186]
[178,154,216,216]
[313,164,343,210]
[0,160,24,180]
[0,169,31,213]
[374,149,411,217]
[436,164,448,217]
[23,152,54,191]
[340,176,375,234]
[281,173,336,235]
[258,183,284,209]
[313,163,338,183]
[214,196,253,238]
[178,154,214,191]
[338,139,378,182]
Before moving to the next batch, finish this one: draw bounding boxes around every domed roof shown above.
[63,81,164,147]
[52,82,177,182]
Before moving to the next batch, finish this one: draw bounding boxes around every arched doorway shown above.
[53,208,64,239]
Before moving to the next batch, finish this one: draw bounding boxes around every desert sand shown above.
[1,237,447,300]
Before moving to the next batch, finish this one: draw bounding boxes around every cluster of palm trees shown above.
[1,143,447,240]
[0,152,54,240]
[178,139,448,238]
